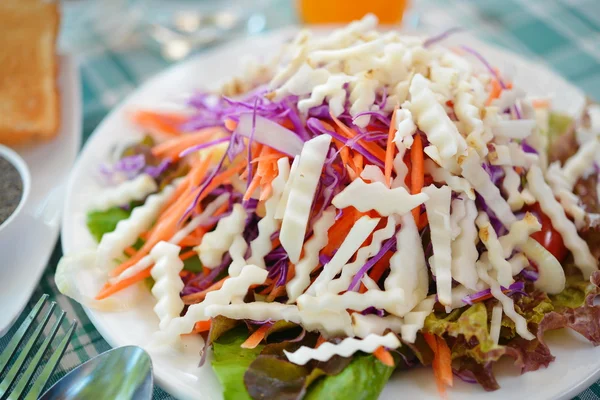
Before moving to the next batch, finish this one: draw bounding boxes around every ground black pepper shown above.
[0,156,23,226]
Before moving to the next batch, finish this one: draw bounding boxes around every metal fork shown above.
[0,295,77,400]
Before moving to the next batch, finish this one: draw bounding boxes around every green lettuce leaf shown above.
[212,327,264,400]
[244,337,351,400]
[424,303,504,363]
[547,112,573,142]
[182,255,203,273]
[304,354,394,400]
[86,207,131,242]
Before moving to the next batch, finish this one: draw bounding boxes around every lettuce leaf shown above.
[86,207,131,242]
[304,354,394,400]
[424,303,504,363]
[244,337,351,400]
[212,327,264,400]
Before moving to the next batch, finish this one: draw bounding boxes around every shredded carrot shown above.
[151,127,224,158]
[485,79,503,106]
[367,251,394,283]
[244,173,262,201]
[124,247,136,257]
[315,335,327,348]
[182,277,229,305]
[326,115,387,162]
[193,320,212,333]
[224,118,238,131]
[332,138,358,180]
[531,98,550,109]
[353,152,364,175]
[131,110,188,136]
[241,324,271,349]
[417,212,429,231]
[322,208,362,256]
[110,161,245,278]
[424,333,452,399]
[266,285,287,302]
[179,250,196,261]
[373,346,395,367]
[96,268,151,300]
[384,108,398,187]
[410,134,425,225]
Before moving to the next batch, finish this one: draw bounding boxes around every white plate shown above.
[0,56,81,334]
[62,29,594,400]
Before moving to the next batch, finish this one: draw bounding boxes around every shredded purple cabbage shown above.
[460,45,507,89]
[361,307,385,317]
[179,137,230,158]
[521,141,538,154]
[462,281,526,305]
[520,268,539,281]
[348,233,398,291]
[424,27,464,48]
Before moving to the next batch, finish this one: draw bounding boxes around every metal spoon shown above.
[39,346,153,400]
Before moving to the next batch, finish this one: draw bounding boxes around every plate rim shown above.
[61,27,594,400]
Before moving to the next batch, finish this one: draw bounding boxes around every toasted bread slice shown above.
[0,0,60,145]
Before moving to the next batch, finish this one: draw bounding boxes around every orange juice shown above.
[298,0,408,24]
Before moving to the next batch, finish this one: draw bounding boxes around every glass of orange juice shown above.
[297,0,408,24]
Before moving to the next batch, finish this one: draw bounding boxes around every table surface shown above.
[2,0,600,399]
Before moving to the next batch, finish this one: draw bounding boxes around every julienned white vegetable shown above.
[332,178,429,216]
[92,174,157,212]
[425,159,475,200]
[360,165,386,184]
[394,109,416,149]
[153,265,268,347]
[422,185,453,306]
[247,157,290,268]
[275,157,299,220]
[450,197,479,290]
[297,289,405,316]
[352,313,403,339]
[284,333,401,366]
[527,165,598,278]
[407,73,467,159]
[56,250,143,312]
[492,120,537,140]
[308,215,379,295]
[455,81,485,155]
[401,296,436,343]
[476,212,514,288]
[204,302,353,337]
[96,182,177,272]
[328,216,396,294]
[392,146,410,189]
[149,242,185,330]
[279,134,332,264]
[196,204,247,268]
[476,262,534,340]
[384,214,428,316]
[234,113,304,157]
[490,304,503,345]
[286,207,336,303]
[460,151,517,228]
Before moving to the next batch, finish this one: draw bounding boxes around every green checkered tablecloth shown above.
[2,0,600,399]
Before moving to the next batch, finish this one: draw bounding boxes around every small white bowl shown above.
[0,144,31,234]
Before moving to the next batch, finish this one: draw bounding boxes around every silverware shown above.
[40,346,153,400]
[0,294,77,400]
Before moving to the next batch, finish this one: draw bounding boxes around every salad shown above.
[57,14,600,399]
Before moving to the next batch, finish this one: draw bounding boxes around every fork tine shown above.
[6,312,66,400]
[24,320,77,400]
[0,295,48,376]
[0,301,55,397]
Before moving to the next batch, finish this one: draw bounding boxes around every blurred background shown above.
[59,0,600,137]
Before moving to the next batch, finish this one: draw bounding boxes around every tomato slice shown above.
[526,203,568,262]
